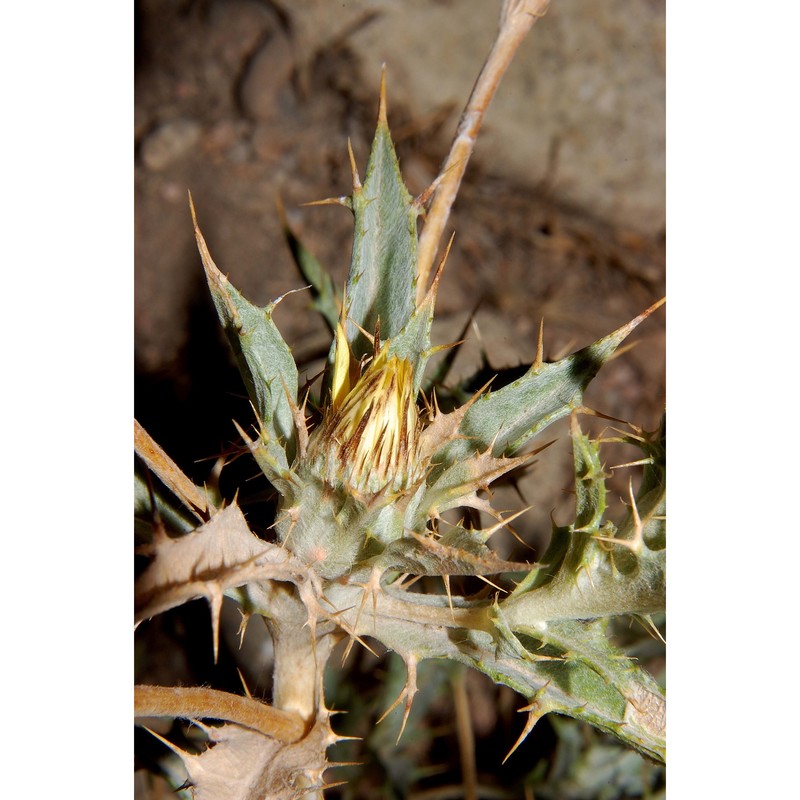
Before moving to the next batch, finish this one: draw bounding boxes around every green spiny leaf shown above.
[374,527,532,577]
[571,416,608,533]
[192,200,299,463]
[343,85,419,360]
[433,301,664,468]
[326,580,665,762]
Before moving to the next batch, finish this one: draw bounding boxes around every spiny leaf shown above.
[134,502,309,625]
[191,197,299,464]
[342,79,419,360]
[433,300,664,468]
[516,617,666,746]
[500,538,665,628]
[145,717,334,800]
[570,415,608,533]
[324,579,665,762]
[421,446,540,521]
[375,527,533,577]
[499,415,666,616]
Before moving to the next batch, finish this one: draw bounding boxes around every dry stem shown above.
[416,0,551,303]
[134,418,215,518]
[134,684,306,743]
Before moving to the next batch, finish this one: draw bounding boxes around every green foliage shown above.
[341,95,420,359]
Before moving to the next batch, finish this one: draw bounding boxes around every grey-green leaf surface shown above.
[193,209,299,464]
[434,306,661,467]
[344,108,419,360]
[324,580,666,762]
[386,273,438,392]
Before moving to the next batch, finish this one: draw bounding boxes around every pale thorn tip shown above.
[442,574,455,621]
[237,668,253,699]
[483,504,534,540]
[271,284,312,309]
[300,195,351,208]
[475,574,506,593]
[342,568,382,662]
[187,189,197,226]
[575,405,630,425]
[502,707,542,764]
[424,338,467,360]
[236,608,251,650]
[346,138,362,190]
[516,680,551,712]
[533,317,544,370]
[612,296,666,344]
[313,781,349,794]
[632,613,667,645]
[376,656,418,744]
[207,585,223,664]
[378,63,388,126]
[579,561,596,591]
[609,457,653,470]
[334,612,380,660]
[348,316,376,346]
[432,387,441,416]
[627,476,644,552]
[141,726,188,759]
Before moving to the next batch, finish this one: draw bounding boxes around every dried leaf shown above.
[161,718,332,800]
[376,528,532,577]
[134,419,214,519]
[135,503,308,624]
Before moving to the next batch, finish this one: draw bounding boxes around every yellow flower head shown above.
[308,323,421,495]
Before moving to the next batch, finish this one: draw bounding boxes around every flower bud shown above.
[308,330,421,495]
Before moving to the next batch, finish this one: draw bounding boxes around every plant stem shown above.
[416,0,551,303]
[266,587,339,724]
[134,418,215,518]
[452,668,477,800]
[134,684,305,742]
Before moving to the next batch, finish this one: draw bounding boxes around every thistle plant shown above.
[134,2,665,797]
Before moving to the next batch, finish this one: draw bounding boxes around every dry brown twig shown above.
[416,0,552,304]
[134,685,306,743]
